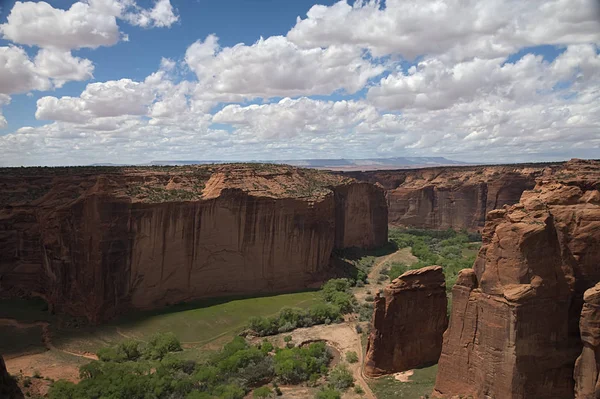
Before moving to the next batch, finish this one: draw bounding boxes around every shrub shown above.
[389,262,407,281]
[260,340,274,354]
[283,335,292,343]
[364,295,374,302]
[354,385,365,394]
[247,278,357,337]
[315,387,341,399]
[272,382,282,396]
[358,303,373,322]
[345,351,359,364]
[144,332,182,360]
[355,324,363,334]
[327,364,354,390]
[273,342,331,384]
[321,279,353,302]
[253,386,273,398]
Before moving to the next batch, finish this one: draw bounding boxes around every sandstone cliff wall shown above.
[345,163,559,231]
[0,165,387,322]
[364,266,448,377]
[433,159,600,399]
[574,283,600,399]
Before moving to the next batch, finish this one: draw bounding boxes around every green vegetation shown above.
[388,228,481,291]
[369,365,438,399]
[253,386,273,398]
[327,364,354,390]
[315,387,342,399]
[345,351,359,364]
[246,279,356,336]
[333,241,399,284]
[125,185,201,202]
[49,334,333,399]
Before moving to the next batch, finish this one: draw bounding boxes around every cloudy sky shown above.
[0,0,599,166]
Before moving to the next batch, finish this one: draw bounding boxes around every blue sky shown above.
[0,0,598,165]
[0,0,339,131]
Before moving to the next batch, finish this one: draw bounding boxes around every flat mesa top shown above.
[0,163,358,206]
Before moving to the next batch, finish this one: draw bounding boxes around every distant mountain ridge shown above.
[145,157,471,170]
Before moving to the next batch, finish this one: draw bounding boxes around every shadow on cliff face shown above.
[1,355,24,399]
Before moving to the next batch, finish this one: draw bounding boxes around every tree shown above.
[253,386,273,398]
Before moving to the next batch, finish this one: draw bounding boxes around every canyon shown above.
[0,164,387,322]
[2,158,600,399]
[432,159,600,398]
[346,162,562,231]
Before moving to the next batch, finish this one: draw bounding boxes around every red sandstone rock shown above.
[434,159,600,399]
[364,266,448,377]
[574,283,600,399]
[346,163,559,231]
[0,165,387,322]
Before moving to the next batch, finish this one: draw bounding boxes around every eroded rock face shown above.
[346,163,558,231]
[364,266,448,377]
[434,159,600,399]
[574,283,600,399]
[0,354,23,399]
[0,165,387,322]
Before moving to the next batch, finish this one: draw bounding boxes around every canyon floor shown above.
[1,228,478,398]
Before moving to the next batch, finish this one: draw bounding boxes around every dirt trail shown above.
[354,247,417,302]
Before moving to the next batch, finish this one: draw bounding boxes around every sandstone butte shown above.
[0,164,387,323]
[433,159,600,399]
[364,265,448,377]
[345,162,565,231]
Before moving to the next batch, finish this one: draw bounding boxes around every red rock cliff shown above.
[574,283,600,399]
[0,164,387,322]
[345,163,559,231]
[364,266,448,377]
[433,159,600,399]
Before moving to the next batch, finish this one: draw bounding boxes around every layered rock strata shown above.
[575,283,600,399]
[346,163,560,231]
[433,159,600,399]
[0,165,387,322]
[364,265,448,377]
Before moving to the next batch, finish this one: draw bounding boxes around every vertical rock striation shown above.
[0,165,388,322]
[364,266,448,377]
[345,163,557,231]
[434,159,600,399]
[575,283,600,399]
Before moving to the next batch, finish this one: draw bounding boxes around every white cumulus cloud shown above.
[185,34,385,100]
[287,0,600,61]
[213,97,381,139]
